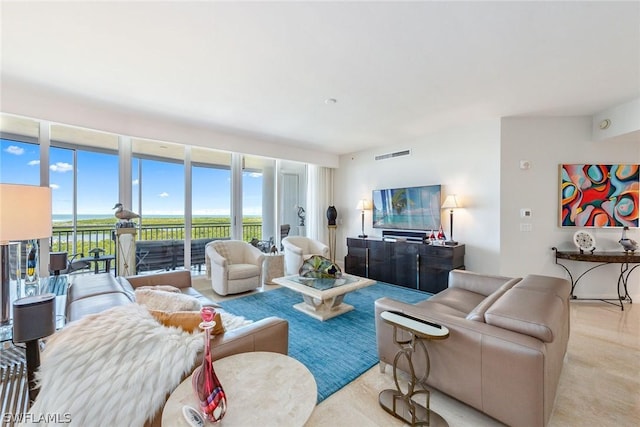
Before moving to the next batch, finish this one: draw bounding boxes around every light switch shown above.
[520,223,532,232]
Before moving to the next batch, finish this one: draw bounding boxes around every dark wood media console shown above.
[345,238,465,293]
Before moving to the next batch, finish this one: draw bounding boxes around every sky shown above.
[1,139,263,216]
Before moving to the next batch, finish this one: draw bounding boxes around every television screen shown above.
[372,185,441,231]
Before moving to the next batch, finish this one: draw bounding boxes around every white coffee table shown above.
[273,273,375,321]
[162,351,317,426]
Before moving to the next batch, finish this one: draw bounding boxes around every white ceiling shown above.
[1,1,639,155]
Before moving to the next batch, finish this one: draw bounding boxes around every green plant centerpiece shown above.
[299,255,342,278]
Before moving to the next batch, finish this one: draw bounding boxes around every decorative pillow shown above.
[149,309,225,334]
[137,284,182,293]
[135,288,202,312]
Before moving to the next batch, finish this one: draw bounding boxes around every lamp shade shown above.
[356,199,372,211]
[0,184,52,243]
[441,195,459,210]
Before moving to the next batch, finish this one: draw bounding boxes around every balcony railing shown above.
[49,222,263,271]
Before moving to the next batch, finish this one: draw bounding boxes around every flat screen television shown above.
[372,185,441,231]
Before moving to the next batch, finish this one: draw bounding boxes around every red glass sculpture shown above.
[192,307,227,422]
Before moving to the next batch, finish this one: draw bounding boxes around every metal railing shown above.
[50,222,263,257]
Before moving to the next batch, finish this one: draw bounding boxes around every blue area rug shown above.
[219,282,428,403]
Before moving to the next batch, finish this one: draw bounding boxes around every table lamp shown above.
[441,195,460,246]
[356,199,372,239]
[0,184,52,333]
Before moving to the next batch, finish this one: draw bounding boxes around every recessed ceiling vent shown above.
[375,149,411,161]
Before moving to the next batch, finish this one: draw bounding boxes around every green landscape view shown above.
[51,216,263,257]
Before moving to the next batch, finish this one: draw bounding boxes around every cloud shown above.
[50,162,73,173]
[5,145,24,155]
[247,172,262,178]
[28,160,40,166]
[49,184,60,190]
[159,192,169,198]
[132,179,139,186]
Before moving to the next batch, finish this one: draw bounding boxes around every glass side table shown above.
[379,310,450,426]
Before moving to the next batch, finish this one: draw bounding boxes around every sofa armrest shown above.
[125,270,192,289]
[282,240,304,255]
[244,244,265,265]
[211,317,289,360]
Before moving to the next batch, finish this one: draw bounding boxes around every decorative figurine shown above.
[296,206,306,226]
[192,307,227,423]
[619,226,638,253]
[113,202,140,228]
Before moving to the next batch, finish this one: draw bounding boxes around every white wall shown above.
[501,117,640,300]
[335,115,639,301]
[335,119,502,273]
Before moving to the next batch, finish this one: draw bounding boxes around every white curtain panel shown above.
[306,165,334,244]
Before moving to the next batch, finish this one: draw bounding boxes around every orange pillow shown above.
[149,310,225,335]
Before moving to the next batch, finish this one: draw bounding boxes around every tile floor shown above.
[193,277,640,427]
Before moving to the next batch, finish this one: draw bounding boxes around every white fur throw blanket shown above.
[23,304,203,427]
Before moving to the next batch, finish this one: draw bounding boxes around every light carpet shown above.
[218,282,429,403]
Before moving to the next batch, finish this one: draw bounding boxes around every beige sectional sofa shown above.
[375,269,571,427]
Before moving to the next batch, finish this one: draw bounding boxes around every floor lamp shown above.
[356,199,372,239]
[441,195,459,246]
[0,184,52,335]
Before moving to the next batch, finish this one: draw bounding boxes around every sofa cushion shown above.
[429,287,486,315]
[181,287,221,308]
[68,273,134,302]
[466,278,521,322]
[67,292,133,321]
[515,274,571,300]
[228,263,261,280]
[135,288,202,312]
[485,287,565,342]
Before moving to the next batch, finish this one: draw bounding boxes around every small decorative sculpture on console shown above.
[619,226,638,253]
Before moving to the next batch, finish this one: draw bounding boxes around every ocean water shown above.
[52,214,234,222]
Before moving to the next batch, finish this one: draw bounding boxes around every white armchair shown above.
[205,240,265,296]
[282,236,330,276]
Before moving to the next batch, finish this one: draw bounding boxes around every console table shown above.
[379,310,449,426]
[345,238,465,293]
[552,247,638,310]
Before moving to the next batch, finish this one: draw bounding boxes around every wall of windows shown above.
[1,113,309,273]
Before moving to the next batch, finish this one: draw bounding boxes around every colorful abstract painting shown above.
[560,164,639,227]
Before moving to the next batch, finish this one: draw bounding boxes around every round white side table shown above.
[162,351,317,426]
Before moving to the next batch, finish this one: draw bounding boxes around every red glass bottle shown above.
[192,307,227,422]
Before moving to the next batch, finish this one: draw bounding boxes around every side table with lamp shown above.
[0,184,53,415]
[441,194,460,246]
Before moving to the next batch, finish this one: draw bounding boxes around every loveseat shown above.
[375,269,571,427]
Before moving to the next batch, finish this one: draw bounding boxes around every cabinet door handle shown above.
[365,247,369,277]
[416,253,420,290]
